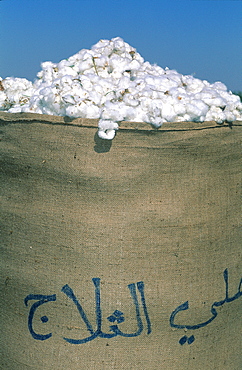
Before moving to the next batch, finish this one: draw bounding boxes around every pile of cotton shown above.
[1,37,242,139]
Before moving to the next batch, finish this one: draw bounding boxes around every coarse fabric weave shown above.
[1,113,241,369]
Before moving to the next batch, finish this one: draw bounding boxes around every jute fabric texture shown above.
[1,113,241,369]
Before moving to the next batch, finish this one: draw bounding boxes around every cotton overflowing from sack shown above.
[0,112,241,369]
[0,37,242,139]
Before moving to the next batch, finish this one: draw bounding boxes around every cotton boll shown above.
[109,55,131,74]
[129,59,141,71]
[39,105,55,115]
[215,113,227,124]
[173,101,187,116]
[151,64,165,76]
[134,78,146,92]
[140,61,158,75]
[1,77,34,109]
[88,90,102,106]
[93,55,109,69]
[28,94,41,106]
[211,81,227,91]
[117,76,132,90]
[190,99,209,116]
[232,106,242,120]
[205,106,226,123]
[58,75,74,88]
[91,39,114,57]
[36,70,44,80]
[65,105,81,118]
[50,97,65,115]
[85,104,101,119]
[173,116,185,122]
[98,129,116,140]
[160,103,176,122]
[205,95,226,108]
[57,59,71,69]
[122,106,137,121]
[39,86,55,97]
[100,92,115,106]
[131,52,144,66]
[97,79,115,96]
[39,96,52,111]
[143,99,159,116]
[111,103,138,121]
[183,76,205,94]
[98,119,119,131]
[96,68,112,79]
[61,94,78,105]
[220,90,240,105]
[101,101,126,121]
[98,119,118,140]
[0,91,7,109]
[149,90,164,100]
[67,53,83,65]
[211,96,227,108]
[78,58,95,73]
[230,93,241,104]
[235,101,242,111]
[7,92,20,105]
[77,76,93,91]
[199,89,224,108]
[141,99,165,126]
[139,96,154,111]
[57,66,77,78]
[33,78,44,89]
[75,101,90,118]
[185,101,208,122]
[8,105,22,113]
[148,76,175,92]
[112,37,127,54]
[139,88,152,100]
[41,61,56,71]
[164,69,183,83]
[224,111,236,123]
[166,78,180,90]
[65,102,90,118]
[144,75,156,88]
[169,86,186,99]
[122,93,140,107]
[108,69,123,80]
[39,61,57,82]
[85,73,101,85]
[132,107,150,123]
[22,104,43,114]
[2,77,33,94]
[40,86,61,114]
[176,112,193,122]
[76,48,93,60]
[146,114,165,127]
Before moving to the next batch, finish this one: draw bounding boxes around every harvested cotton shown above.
[1,37,242,139]
[98,119,119,140]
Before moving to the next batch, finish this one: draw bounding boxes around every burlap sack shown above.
[1,112,241,369]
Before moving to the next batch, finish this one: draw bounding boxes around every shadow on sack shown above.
[94,131,112,153]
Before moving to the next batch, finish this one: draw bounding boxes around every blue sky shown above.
[1,0,241,91]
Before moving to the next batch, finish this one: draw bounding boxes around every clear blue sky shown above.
[1,0,241,91]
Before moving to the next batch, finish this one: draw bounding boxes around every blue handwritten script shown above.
[170,268,242,345]
[24,279,151,343]
[24,269,241,345]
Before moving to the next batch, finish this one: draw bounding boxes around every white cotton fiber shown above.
[160,103,176,123]
[98,119,119,140]
[1,37,242,139]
